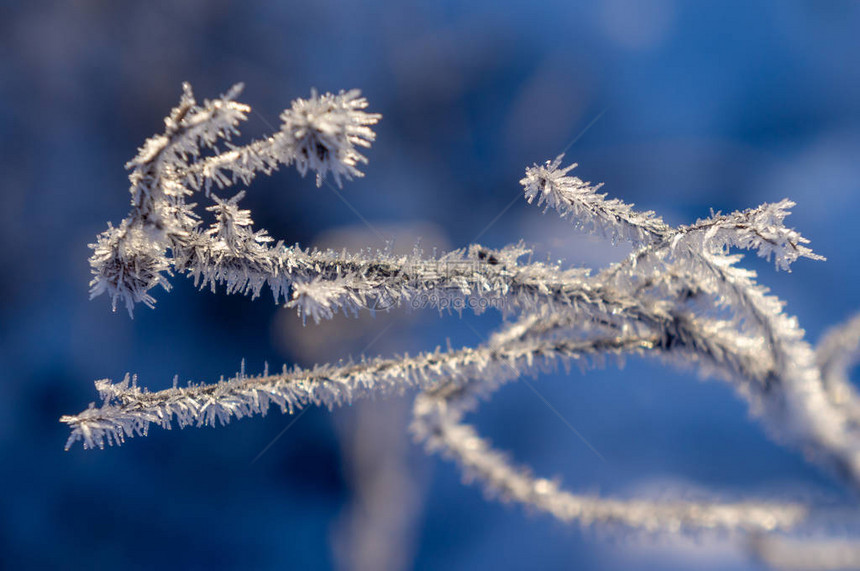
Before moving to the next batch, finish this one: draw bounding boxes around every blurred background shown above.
[2,1,860,569]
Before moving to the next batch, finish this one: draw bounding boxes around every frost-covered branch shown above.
[413,382,807,534]
[522,155,823,270]
[179,88,379,193]
[406,312,812,534]
[88,83,380,316]
[61,319,657,450]
[674,199,825,271]
[69,83,860,566]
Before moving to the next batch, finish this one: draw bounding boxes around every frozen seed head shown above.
[88,222,171,317]
[280,89,381,188]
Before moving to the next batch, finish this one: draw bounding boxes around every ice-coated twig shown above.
[412,385,807,535]
[673,199,825,271]
[522,155,823,270]
[521,154,669,246]
[60,321,658,450]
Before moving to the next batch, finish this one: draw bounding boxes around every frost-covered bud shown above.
[280,89,380,187]
[88,222,171,317]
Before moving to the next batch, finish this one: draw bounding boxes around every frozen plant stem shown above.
[64,84,860,563]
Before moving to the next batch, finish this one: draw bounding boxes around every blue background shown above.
[2,1,860,569]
